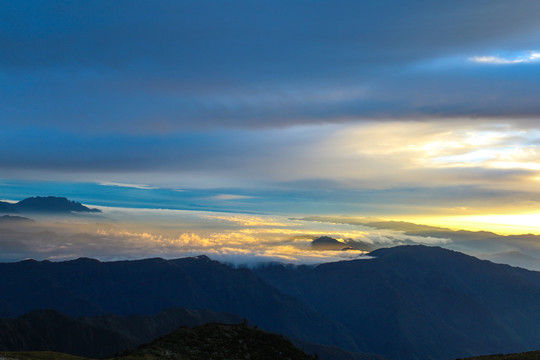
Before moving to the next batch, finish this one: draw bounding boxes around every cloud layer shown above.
[0,207,450,264]
[2,207,539,270]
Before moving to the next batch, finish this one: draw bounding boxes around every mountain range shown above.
[0,197,100,214]
[0,255,357,352]
[1,246,539,360]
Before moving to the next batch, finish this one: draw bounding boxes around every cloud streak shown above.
[469,52,540,65]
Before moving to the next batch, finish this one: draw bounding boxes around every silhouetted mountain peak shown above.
[19,259,40,264]
[13,196,101,214]
[70,257,102,264]
[312,236,352,251]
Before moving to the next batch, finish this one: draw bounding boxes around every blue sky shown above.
[2,0,540,226]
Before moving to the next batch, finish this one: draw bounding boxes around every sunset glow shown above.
[407,214,540,235]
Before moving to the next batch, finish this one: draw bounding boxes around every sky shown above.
[2,1,540,265]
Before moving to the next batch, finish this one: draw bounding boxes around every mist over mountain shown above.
[302,216,540,271]
[0,197,100,214]
[483,251,540,272]
[0,215,34,224]
[310,236,375,252]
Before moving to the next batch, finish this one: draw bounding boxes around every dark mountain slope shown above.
[0,308,241,358]
[0,256,357,352]
[0,309,133,358]
[0,201,17,213]
[4,247,540,360]
[254,245,540,360]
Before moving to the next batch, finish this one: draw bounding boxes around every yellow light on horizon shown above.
[411,213,540,235]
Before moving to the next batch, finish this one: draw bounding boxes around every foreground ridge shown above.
[118,322,316,360]
[4,322,317,360]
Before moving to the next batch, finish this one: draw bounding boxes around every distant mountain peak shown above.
[311,236,353,251]
[0,196,101,214]
[70,257,102,264]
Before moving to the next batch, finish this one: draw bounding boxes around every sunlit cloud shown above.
[319,121,540,182]
[469,51,540,65]
[99,181,158,190]
[489,161,540,171]
[202,214,294,227]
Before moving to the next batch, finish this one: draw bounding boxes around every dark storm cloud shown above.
[0,126,318,176]
[3,0,540,132]
[3,1,540,71]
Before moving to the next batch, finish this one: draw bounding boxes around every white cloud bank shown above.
[0,207,450,264]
